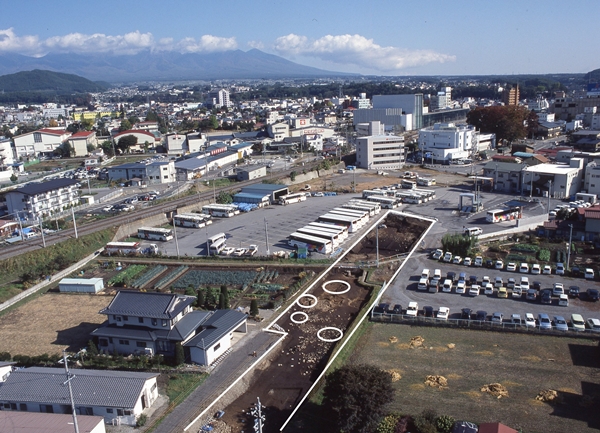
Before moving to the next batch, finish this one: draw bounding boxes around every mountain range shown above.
[0,49,352,83]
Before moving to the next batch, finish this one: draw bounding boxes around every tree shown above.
[99,140,114,156]
[218,293,226,309]
[174,342,185,365]
[119,119,132,132]
[250,299,259,316]
[87,340,99,357]
[526,109,540,139]
[197,289,205,308]
[216,191,233,204]
[117,135,138,153]
[10,173,17,183]
[323,364,394,433]
[220,285,229,309]
[208,115,218,130]
[441,233,477,257]
[466,105,529,143]
[205,287,216,308]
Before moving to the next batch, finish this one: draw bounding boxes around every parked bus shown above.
[486,207,522,223]
[318,213,361,233]
[417,177,436,187]
[202,204,237,218]
[362,189,388,199]
[105,242,158,255]
[138,227,174,241]
[414,189,436,200]
[278,192,308,205]
[288,232,333,254]
[401,180,417,189]
[394,192,422,204]
[365,195,399,209]
[330,208,370,225]
[306,222,349,240]
[347,199,382,214]
[207,232,227,245]
[297,227,340,247]
[209,237,226,255]
[173,213,212,228]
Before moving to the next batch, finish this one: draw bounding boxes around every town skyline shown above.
[1,0,599,77]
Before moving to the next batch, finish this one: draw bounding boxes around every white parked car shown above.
[495,260,504,270]
[556,263,565,275]
[553,282,564,296]
[531,264,541,275]
[220,247,235,256]
[456,280,466,294]
[483,283,494,295]
[506,262,517,272]
[494,276,503,288]
[586,318,600,332]
[443,252,453,262]
[469,285,480,297]
[474,256,483,267]
[436,307,450,320]
[406,302,419,317]
[525,313,536,327]
[585,268,595,280]
[520,277,530,290]
[519,263,530,273]
[463,257,472,266]
[453,256,462,264]
[232,248,247,256]
[542,265,552,275]
[571,314,585,331]
[432,249,443,260]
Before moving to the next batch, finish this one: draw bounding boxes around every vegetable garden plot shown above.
[172,270,258,288]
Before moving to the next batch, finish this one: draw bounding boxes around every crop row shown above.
[154,266,189,291]
[252,283,283,293]
[131,265,168,289]
[255,270,279,284]
[108,265,147,287]
[173,270,258,288]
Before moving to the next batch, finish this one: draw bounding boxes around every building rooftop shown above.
[184,309,247,349]
[0,412,104,433]
[11,178,79,196]
[99,291,196,319]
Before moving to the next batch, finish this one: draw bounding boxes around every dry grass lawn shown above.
[0,293,110,356]
[350,323,600,433]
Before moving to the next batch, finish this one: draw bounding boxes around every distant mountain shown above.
[0,70,109,93]
[0,49,352,83]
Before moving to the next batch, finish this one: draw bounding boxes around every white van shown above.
[442,279,453,293]
[418,278,429,291]
[464,227,483,236]
[558,294,569,307]
[421,268,431,279]
[585,268,595,280]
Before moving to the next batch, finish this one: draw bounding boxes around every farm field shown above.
[0,293,109,356]
[349,323,600,433]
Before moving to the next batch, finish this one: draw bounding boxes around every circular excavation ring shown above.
[317,327,343,342]
[296,294,318,309]
[290,311,309,324]
[322,279,351,295]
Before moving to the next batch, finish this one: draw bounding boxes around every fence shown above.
[370,311,599,338]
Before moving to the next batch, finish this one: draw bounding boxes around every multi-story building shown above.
[207,88,232,108]
[13,128,72,159]
[107,160,175,184]
[521,158,584,198]
[267,122,290,141]
[551,91,600,122]
[356,133,405,170]
[502,85,520,105]
[68,130,98,157]
[5,178,80,219]
[353,94,424,131]
[431,86,452,110]
[418,122,479,163]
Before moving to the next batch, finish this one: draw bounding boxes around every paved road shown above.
[152,329,281,433]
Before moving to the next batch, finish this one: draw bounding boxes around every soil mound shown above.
[535,389,560,403]
[386,369,402,382]
[410,336,425,348]
[389,336,398,343]
[424,375,447,388]
[481,383,509,398]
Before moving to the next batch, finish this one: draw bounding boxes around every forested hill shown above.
[0,70,109,93]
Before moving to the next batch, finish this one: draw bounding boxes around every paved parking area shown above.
[160,193,369,257]
[383,249,600,324]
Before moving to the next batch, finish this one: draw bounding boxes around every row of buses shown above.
[287,199,382,254]
[201,204,240,218]
[173,213,213,228]
[362,188,436,205]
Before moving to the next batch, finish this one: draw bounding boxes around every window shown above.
[118,339,129,345]
[124,410,132,416]
[81,407,93,416]
[151,383,157,393]
[34,132,42,143]
[136,341,146,348]
[19,404,27,411]
[152,319,157,326]
[116,316,122,322]
[214,343,221,352]
[123,316,128,321]
[99,339,108,347]
[106,408,114,413]
[41,404,54,413]
[138,317,144,324]
[162,319,168,327]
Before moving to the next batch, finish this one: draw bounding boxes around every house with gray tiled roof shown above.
[0,367,158,426]
[4,178,80,219]
[91,291,247,365]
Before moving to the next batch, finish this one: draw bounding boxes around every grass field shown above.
[0,292,110,356]
[349,323,600,433]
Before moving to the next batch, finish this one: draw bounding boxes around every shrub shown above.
[250,299,259,316]
[136,414,147,427]
[435,415,455,433]
[377,414,400,433]
[538,249,551,262]
[413,409,437,433]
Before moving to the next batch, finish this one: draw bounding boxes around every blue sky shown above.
[1,0,598,76]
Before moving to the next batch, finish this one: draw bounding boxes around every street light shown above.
[567,224,573,271]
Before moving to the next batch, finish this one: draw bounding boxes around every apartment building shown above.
[5,178,80,219]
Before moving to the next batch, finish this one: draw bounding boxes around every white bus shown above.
[318,213,361,233]
[278,192,308,205]
[415,189,436,200]
[486,207,522,223]
[173,213,212,228]
[288,232,333,254]
[209,237,227,255]
[202,204,237,218]
[297,227,341,247]
[306,222,349,240]
[401,180,417,189]
[138,227,174,241]
[395,192,422,204]
[342,203,376,217]
[207,232,227,245]
[329,208,370,226]
[362,189,388,199]
[347,199,382,214]
[365,195,399,209]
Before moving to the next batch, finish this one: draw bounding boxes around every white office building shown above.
[353,94,424,131]
[207,89,232,108]
[418,122,478,163]
[356,134,405,170]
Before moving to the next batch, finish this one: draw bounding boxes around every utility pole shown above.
[264,218,270,256]
[567,224,573,271]
[547,180,552,211]
[39,217,46,248]
[173,215,180,258]
[62,351,80,433]
[376,224,380,268]
[71,206,78,239]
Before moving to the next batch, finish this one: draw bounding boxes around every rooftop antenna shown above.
[62,350,80,433]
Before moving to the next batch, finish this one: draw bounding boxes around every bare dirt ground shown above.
[350,323,600,433]
[0,293,110,356]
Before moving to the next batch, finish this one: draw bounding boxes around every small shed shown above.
[80,195,95,205]
[59,277,104,293]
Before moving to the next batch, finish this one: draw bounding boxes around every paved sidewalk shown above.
[152,329,282,433]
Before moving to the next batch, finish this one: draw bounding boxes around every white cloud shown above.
[274,33,455,72]
[0,28,237,56]
[247,40,264,50]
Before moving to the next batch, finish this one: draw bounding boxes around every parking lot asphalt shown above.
[383,249,600,324]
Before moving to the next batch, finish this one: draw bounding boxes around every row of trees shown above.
[466,105,539,143]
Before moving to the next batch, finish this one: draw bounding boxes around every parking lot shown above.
[158,192,372,257]
[383,248,600,330]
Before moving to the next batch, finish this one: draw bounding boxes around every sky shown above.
[0,0,598,76]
